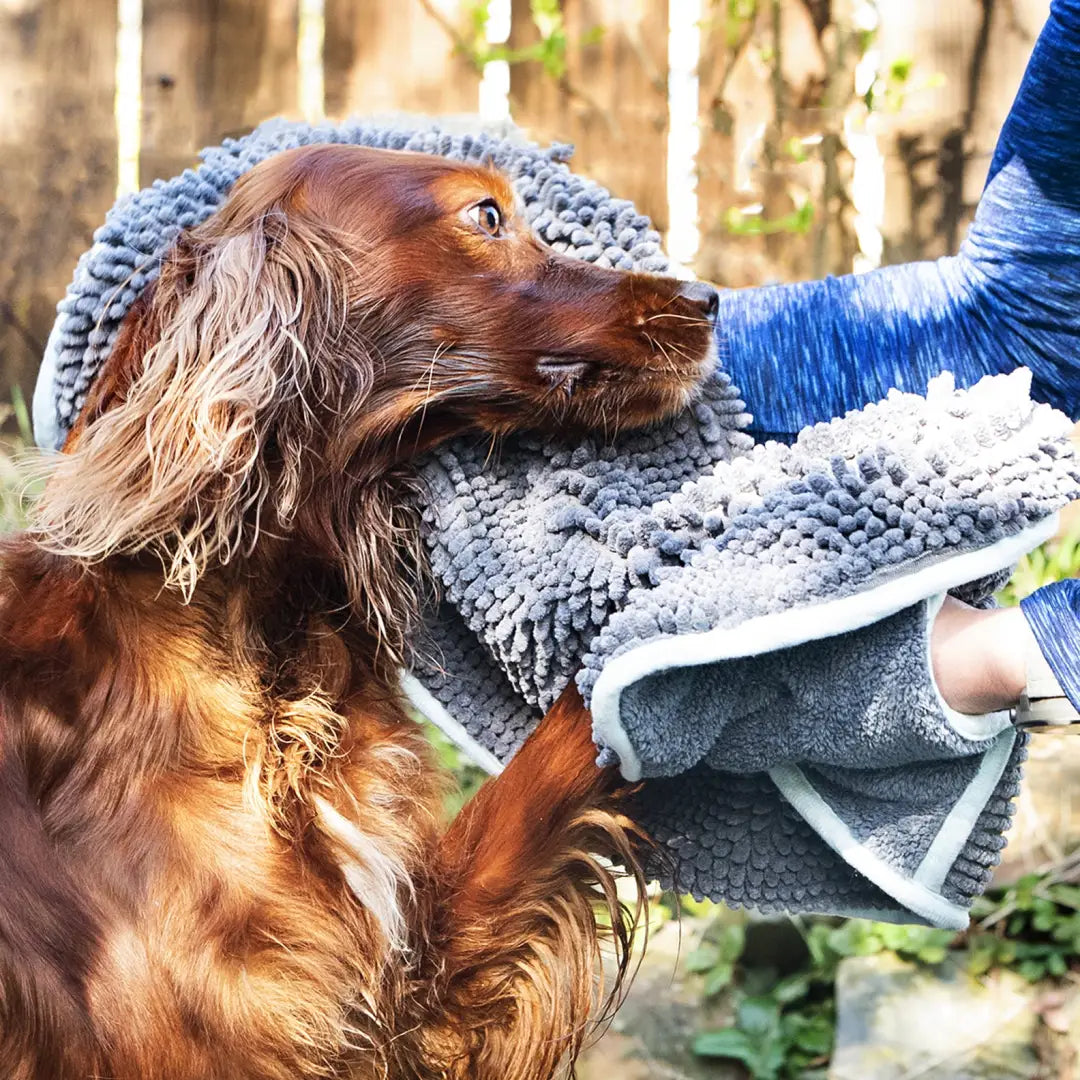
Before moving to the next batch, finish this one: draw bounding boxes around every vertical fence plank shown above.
[509,0,670,233]
[875,0,1047,263]
[140,0,214,183]
[695,0,831,286]
[141,0,300,185]
[875,0,983,263]
[323,0,480,119]
[694,2,739,285]
[0,0,118,411]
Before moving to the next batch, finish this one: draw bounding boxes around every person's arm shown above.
[930,598,1029,715]
[930,582,1080,719]
[717,0,1080,436]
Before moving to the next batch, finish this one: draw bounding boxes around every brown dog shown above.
[0,144,718,1079]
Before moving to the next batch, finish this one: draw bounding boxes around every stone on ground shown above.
[577,917,742,1079]
[829,953,1041,1080]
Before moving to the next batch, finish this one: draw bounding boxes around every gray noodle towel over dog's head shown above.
[37,119,1080,930]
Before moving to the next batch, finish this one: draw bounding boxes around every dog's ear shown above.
[35,194,358,598]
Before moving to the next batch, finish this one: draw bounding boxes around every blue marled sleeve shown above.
[716,0,1080,706]
[1022,581,1080,711]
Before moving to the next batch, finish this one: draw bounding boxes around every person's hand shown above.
[930,596,1033,715]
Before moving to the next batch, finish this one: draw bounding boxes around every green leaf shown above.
[1049,884,1080,911]
[8,385,31,446]
[693,1027,756,1062]
[915,945,949,965]
[827,920,884,958]
[888,56,914,82]
[1016,875,1042,904]
[1007,913,1028,937]
[725,200,815,237]
[713,921,748,963]
[873,923,956,962]
[1050,914,1080,943]
[1018,959,1047,982]
[703,963,736,997]
[737,995,782,1039]
[750,1040,788,1079]
[966,942,998,977]
[1032,898,1058,928]
[467,1,491,37]
[686,943,721,973]
[772,973,811,1004]
[805,924,833,969]
[785,1012,835,1056]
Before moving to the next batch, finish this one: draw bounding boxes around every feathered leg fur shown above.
[404,684,647,1079]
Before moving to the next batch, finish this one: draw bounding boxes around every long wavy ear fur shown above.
[34,193,362,600]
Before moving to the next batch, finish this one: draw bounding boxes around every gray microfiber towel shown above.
[412,368,1078,928]
[35,118,1080,930]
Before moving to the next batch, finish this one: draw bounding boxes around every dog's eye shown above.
[467,199,503,236]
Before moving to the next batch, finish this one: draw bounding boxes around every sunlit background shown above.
[2,0,1055,413]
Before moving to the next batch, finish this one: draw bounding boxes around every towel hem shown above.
[398,671,505,776]
[33,322,62,451]
[769,762,972,930]
[913,728,1016,893]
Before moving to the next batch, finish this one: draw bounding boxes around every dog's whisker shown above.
[643,311,706,323]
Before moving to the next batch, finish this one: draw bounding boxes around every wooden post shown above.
[0,0,118,412]
[695,0,828,286]
[323,0,481,119]
[508,0,670,233]
[694,0,739,285]
[141,0,301,185]
[875,0,1048,263]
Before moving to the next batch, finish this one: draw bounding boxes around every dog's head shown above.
[37,145,718,652]
[219,144,717,439]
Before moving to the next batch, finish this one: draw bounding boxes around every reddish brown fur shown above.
[1,144,714,1078]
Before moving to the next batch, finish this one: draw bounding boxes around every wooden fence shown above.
[0,0,1051,420]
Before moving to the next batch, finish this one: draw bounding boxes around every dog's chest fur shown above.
[0,539,440,1080]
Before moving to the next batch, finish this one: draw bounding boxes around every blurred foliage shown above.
[420,717,489,819]
[687,872,1080,1078]
[863,54,946,115]
[0,386,36,535]
[998,529,1080,605]
[687,914,953,1078]
[968,870,1080,983]
[720,0,760,50]
[725,200,814,237]
[460,0,603,78]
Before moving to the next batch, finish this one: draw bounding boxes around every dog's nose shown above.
[677,280,720,324]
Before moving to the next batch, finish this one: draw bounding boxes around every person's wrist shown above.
[931,597,1031,716]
